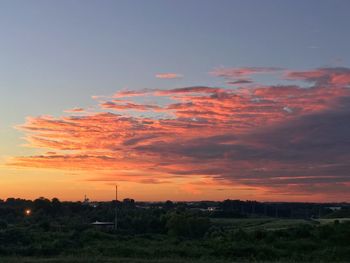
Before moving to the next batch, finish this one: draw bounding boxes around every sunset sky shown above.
[1,0,350,202]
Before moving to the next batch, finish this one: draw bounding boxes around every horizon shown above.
[1,1,350,202]
[2,195,350,204]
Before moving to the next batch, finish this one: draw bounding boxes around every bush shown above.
[166,213,211,238]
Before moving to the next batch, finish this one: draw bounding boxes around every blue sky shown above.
[1,1,350,122]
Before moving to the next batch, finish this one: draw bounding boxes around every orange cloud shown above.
[9,67,350,201]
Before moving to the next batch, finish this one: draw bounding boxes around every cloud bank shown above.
[9,67,350,201]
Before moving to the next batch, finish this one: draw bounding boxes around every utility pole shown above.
[115,185,118,230]
[318,205,321,218]
[275,205,278,218]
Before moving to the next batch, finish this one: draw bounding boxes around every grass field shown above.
[0,257,302,263]
[211,218,315,231]
[315,218,350,224]
[211,217,350,232]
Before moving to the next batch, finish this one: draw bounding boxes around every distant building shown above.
[91,221,115,229]
[327,206,342,211]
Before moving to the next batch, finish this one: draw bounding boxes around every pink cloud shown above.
[112,89,154,98]
[286,67,350,87]
[211,67,283,79]
[155,73,183,79]
[9,66,350,201]
[100,101,162,111]
[156,86,222,95]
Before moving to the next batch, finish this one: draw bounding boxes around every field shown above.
[0,257,235,263]
[316,218,350,224]
[212,217,350,231]
[211,218,315,231]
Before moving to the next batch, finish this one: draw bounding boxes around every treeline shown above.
[1,197,349,226]
[213,200,349,218]
[0,197,211,236]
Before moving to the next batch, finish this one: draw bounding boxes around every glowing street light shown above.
[25,209,32,216]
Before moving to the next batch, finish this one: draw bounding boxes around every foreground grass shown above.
[316,218,350,224]
[0,258,186,263]
[1,219,350,262]
[0,257,305,263]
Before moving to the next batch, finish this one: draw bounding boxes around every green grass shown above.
[315,218,350,224]
[211,218,315,231]
[0,257,303,263]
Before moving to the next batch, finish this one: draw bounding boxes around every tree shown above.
[166,212,211,238]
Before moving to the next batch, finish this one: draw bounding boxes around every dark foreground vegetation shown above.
[0,198,350,262]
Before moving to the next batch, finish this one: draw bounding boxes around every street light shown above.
[25,209,32,216]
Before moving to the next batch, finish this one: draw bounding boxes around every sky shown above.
[1,0,350,202]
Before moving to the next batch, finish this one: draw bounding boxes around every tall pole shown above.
[115,185,118,230]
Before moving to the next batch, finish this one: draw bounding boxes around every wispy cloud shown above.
[100,101,162,111]
[155,73,183,79]
[226,79,253,85]
[211,67,283,79]
[64,107,85,113]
